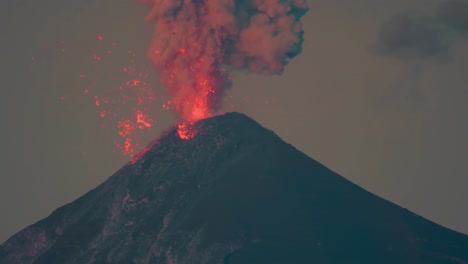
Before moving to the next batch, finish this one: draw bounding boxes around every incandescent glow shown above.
[76,0,308,157]
[136,111,153,128]
[51,0,307,160]
[177,123,197,140]
[54,25,163,157]
[111,82,157,156]
[138,0,308,139]
[80,49,159,157]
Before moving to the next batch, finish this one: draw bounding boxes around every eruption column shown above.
[138,0,308,137]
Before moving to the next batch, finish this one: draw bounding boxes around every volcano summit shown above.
[1,112,467,264]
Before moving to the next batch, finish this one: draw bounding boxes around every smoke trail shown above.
[138,0,308,123]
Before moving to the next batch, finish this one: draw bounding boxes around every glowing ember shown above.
[65,0,308,159]
[136,111,152,128]
[118,120,134,137]
[138,0,308,139]
[177,123,196,140]
[78,46,159,157]
[123,138,135,156]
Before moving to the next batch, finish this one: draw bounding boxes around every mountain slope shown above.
[1,112,467,264]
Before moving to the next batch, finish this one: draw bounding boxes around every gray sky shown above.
[1,0,467,243]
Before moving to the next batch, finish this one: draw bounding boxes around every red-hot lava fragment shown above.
[136,110,153,129]
[111,82,157,156]
[177,123,196,140]
[123,138,135,157]
[72,33,160,158]
[118,119,134,137]
[138,0,309,139]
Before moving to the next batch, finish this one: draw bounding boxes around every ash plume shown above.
[137,0,308,123]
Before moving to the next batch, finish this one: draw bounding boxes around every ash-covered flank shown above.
[1,112,467,264]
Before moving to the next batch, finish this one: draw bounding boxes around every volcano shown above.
[1,112,467,264]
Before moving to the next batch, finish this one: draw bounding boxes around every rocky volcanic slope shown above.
[1,112,468,264]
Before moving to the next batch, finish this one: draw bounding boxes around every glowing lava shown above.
[158,44,230,138]
[68,0,307,158]
[139,0,308,140]
[159,45,229,138]
[79,44,159,157]
[177,123,197,140]
[112,85,157,156]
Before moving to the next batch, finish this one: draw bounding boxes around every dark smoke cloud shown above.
[373,13,451,61]
[436,0,468,35]
[373,0,468,62]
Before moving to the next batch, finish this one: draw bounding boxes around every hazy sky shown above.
[1,0,467,243]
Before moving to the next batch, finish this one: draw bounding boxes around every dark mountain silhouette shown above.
[1,112,467,264]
